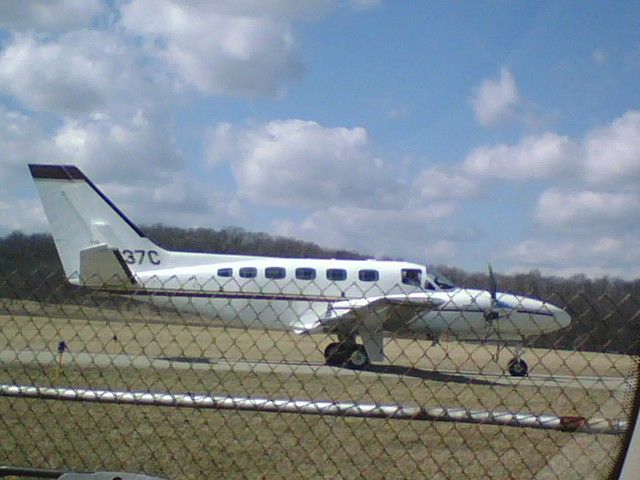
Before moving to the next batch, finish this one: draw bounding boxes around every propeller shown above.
[483,264,512,362]
[484,263,500,322]
[484,263,501,361]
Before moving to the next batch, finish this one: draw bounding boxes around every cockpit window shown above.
[401,269,422,287]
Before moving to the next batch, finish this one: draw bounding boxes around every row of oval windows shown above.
[217,267,379,282]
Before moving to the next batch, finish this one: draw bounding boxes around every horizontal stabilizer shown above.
[80,244,137,287]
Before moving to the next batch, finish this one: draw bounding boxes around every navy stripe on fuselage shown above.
[99,287,344,303]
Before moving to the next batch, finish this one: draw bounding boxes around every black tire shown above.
[508,358,528,377]
[324,342,347,366]
[347,345,370,369]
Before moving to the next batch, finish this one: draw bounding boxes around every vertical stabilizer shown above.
[29,164,165,282]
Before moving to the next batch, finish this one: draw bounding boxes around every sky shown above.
[1,1,640,279]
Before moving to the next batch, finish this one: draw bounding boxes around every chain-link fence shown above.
[1,267,638,479]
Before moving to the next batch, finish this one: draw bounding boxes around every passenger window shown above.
[239,267,257,278]
[358,269,379,282]
[217,268,232,277]
[402,269,422,287]
[295,268,316,280]
[265,267,286,280]
[326,268,347,281]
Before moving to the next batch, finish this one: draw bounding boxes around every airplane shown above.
[29,163,571,377]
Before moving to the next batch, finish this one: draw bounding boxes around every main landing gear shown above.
[324,340,370,369]
[507,343,528,377]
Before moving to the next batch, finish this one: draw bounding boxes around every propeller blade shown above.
[488,263,497,301]
[484,263,499,323]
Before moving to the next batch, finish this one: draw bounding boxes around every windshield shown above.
[425,269,457,290]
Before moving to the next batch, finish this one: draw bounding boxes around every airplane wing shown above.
[295,293,444,361]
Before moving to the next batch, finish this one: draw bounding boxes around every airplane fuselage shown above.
[114,256,570,343]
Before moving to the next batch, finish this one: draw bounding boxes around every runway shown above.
[0,349,633,392]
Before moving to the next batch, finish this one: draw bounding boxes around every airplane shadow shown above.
[357,364,500,386]
[161,355,501,386]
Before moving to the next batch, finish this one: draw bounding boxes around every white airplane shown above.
[29,164,571,376]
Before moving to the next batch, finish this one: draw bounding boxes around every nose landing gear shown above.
[507,343,528,377]
[507,357,528,376]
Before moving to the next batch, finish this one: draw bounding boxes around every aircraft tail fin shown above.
[29,164,165,284]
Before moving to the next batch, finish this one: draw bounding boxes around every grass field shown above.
[0,299,637,479]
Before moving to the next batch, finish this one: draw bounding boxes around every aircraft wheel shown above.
[324,342,348,367]
[508,358,528,377]
[347,345,370,369]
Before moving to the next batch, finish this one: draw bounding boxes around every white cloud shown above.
[462,132,575,180]
[0,106,52,179]
[0,110,52,233]
[582,110,640,186]
[0,2,316,116]
[0,100,227,228]
[0,103,224,230]
[0,0,105,31]
[204,123,238,166]
[504,236,640,279]
[120,0,304,96]
[494,110,640,278]
[535,189,640,229]
[0,1,358,235]
[437,109,640,277]
[19,113,235,229]
[273,203,458,260]
[206,119,402,209]
[414,166,481,200]
[470,67,520,126]
[0,30,160,116]
[52,112,183,185]
[95,175,234,229]
[459,109,639,185]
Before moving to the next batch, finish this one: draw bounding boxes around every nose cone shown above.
[550,304,571,329]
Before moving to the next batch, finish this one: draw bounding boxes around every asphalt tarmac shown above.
[0,349,633,392]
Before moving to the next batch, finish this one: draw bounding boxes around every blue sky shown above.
[0,1,639,278]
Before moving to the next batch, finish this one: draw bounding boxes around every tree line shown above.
[1,226,638,355]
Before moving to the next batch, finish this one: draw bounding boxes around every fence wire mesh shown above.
[0,266,639,479]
